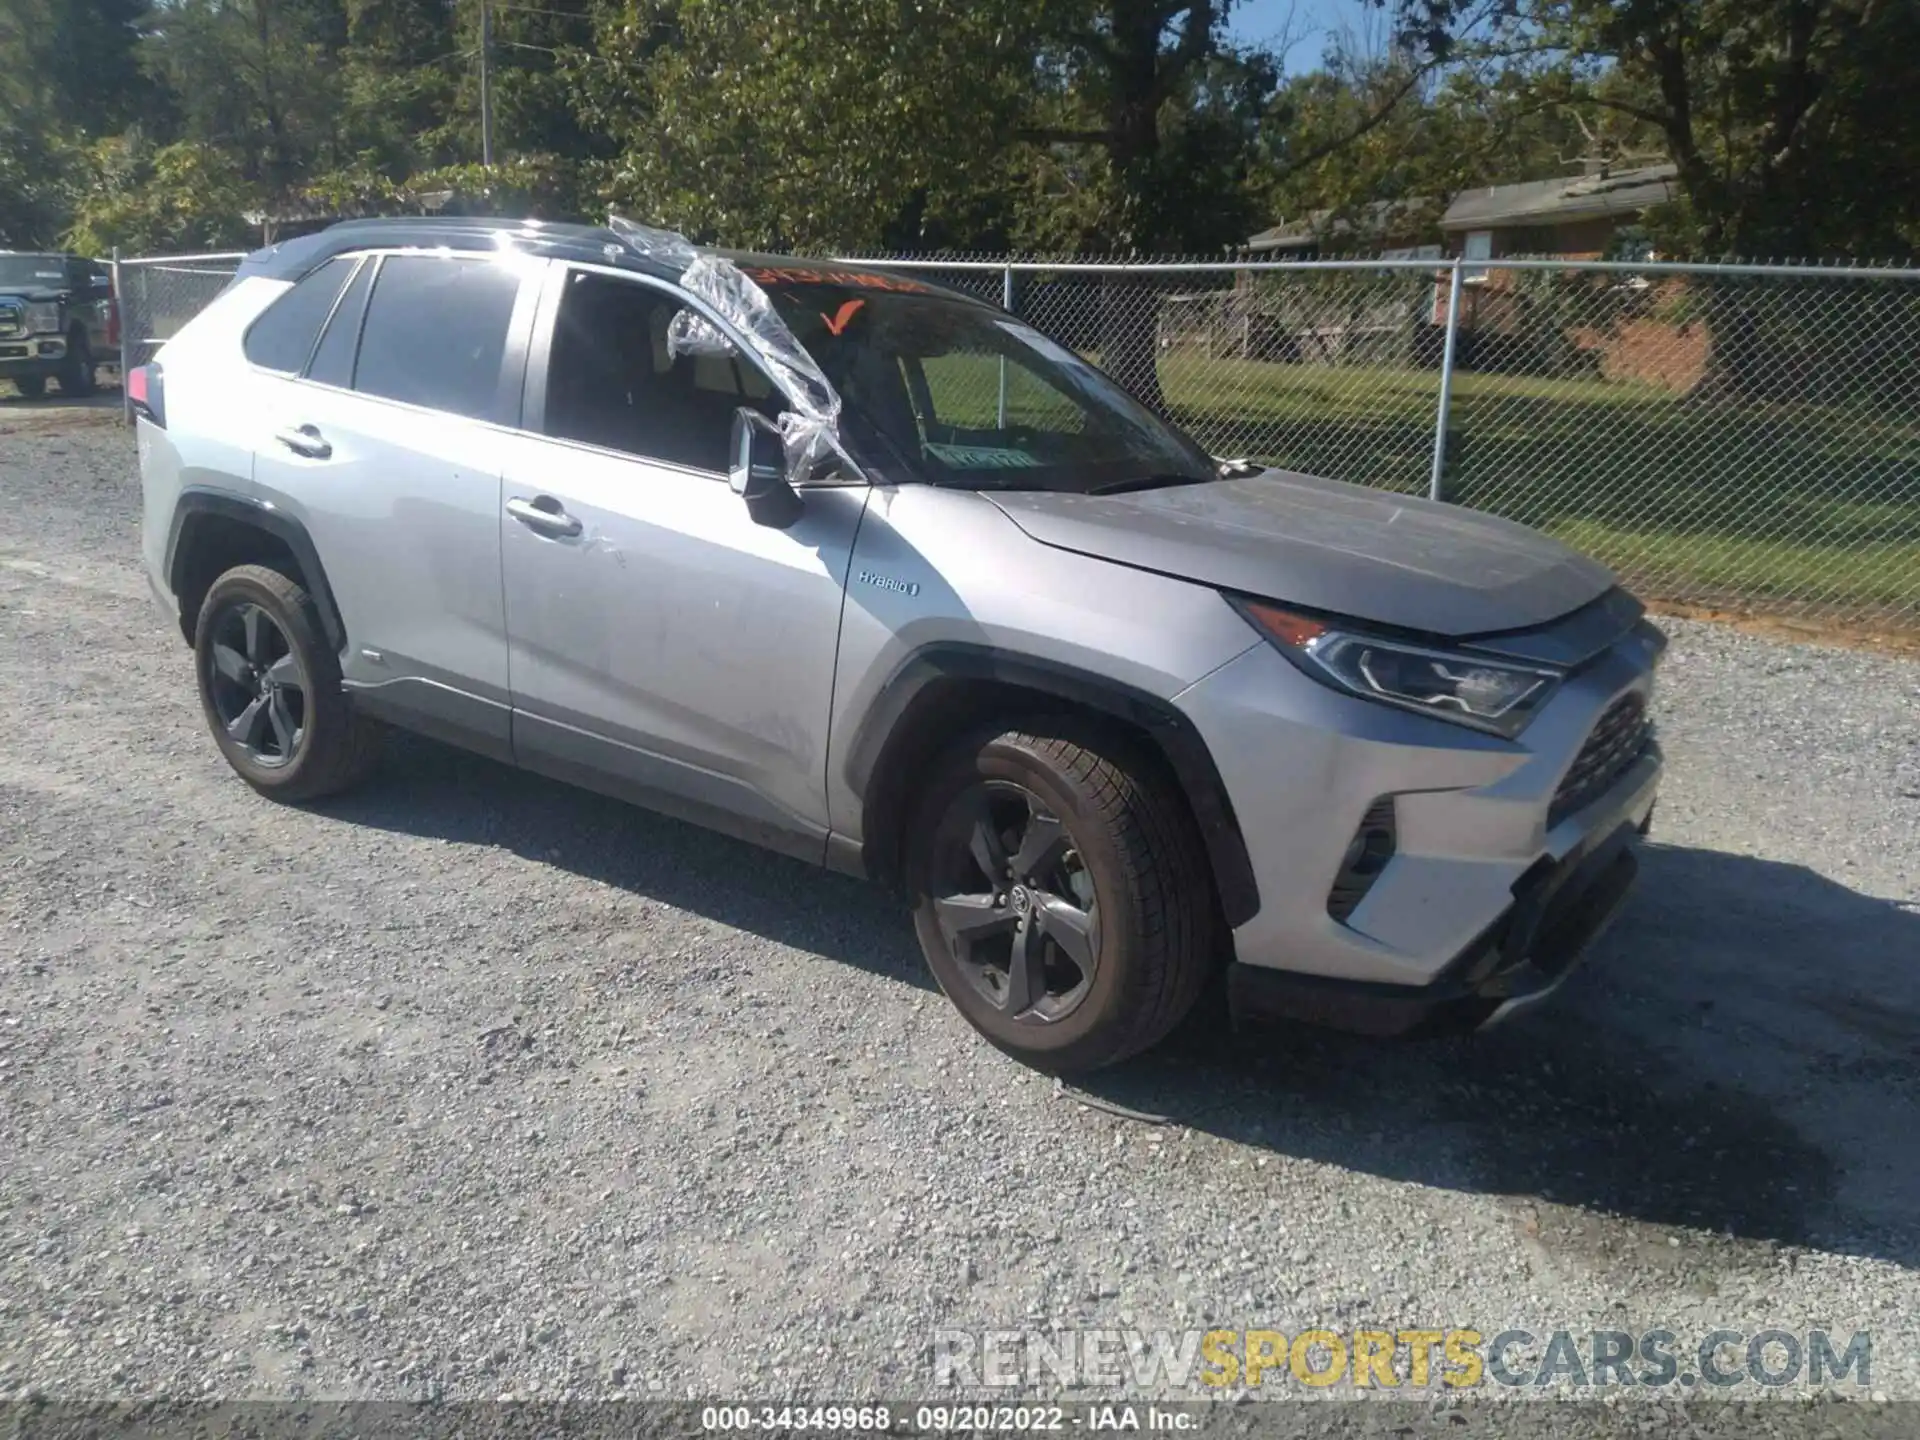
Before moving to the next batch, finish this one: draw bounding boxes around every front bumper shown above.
[0,336,69,377]
[1227,792,1651,1036]
[1177,610,1664,1027]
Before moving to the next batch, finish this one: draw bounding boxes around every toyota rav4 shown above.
[133,217,1663,1073]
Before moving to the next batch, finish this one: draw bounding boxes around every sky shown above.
[1224,0,1379,71]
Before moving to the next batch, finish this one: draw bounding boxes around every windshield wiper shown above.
[1085,472,1216,497]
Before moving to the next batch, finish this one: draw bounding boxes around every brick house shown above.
[1436,164,1703,389]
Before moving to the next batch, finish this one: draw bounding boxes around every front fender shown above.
[840,642,1261,928]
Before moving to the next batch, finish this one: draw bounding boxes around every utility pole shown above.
[479,0,494,168]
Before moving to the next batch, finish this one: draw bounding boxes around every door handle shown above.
[507,495,583,538]
[274,423,332,459]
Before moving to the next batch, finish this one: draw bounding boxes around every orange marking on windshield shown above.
[821,298,865,335]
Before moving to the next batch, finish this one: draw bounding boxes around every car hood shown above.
[984,468,1617,638]
[0,287,68,303]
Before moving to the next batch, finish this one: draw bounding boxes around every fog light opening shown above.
[1328,797,1398,923]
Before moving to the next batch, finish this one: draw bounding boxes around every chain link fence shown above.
[111,252,251,374]
[110,247,1920,633]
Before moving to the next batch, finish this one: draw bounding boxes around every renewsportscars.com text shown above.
[933,1327,1872,1392]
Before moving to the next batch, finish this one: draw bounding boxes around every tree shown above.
[0,121,78,247]
[333,0,466,175]
[575,0,1044,250]
[1467,0,1920,398]
[1013,1,1280,255]
[1,0,160,244]
[574,1,1291,410]
[142,0,348,197]
[994,3,1283,408]
[62,134,255,253]
[0,0,156,137]
[478,0,604,166]
[1491,0,1920,260]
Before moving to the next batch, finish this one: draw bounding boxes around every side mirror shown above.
[728,408,804,529]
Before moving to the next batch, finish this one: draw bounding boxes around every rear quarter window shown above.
[243,258,356,374]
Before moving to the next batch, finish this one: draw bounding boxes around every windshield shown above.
[0,255,67,289]
[749,270,1213,492]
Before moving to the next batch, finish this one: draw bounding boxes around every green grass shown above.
[1544,520,1920,612]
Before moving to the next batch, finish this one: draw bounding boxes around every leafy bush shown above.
[62,136,256,256]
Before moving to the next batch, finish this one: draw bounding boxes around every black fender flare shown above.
[844,643,1260,928]
[165,489,348,654]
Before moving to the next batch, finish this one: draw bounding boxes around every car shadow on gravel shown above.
[314,738,1918,1268]
[1081,841,1920,1271]
[310,730,934,991]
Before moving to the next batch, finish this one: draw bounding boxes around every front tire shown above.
[12,375,47,399]
[193,564,380,802]
[905,721,1217,1073]
[59,333,96,397]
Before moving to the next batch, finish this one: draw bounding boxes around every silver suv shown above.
[133,218,1663,1073]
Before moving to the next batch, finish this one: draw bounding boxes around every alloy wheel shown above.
[205,602,307,768]
[927,781,1100,1024]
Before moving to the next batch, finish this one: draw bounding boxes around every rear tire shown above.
[904,720,1217,1073]
[59,333,95,397]
[193,564,381,802]
[12,375,47,400]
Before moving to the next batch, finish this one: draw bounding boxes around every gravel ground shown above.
[1,408,1916,1418]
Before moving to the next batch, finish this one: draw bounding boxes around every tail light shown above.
[128,363,165,428]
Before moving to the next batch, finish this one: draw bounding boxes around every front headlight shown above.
[26,302,61,334]
[1232,598,1562,738]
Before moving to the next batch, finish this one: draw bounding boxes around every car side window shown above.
[306,257,375,389]
[243,257,356,374]
[542,269,783,472]
[352,254,522,421]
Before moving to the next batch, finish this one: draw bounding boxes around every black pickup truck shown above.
[0,252,118,398]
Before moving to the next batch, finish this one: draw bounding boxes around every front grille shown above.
[0,301,23,340]
[1550,693,1651,826]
